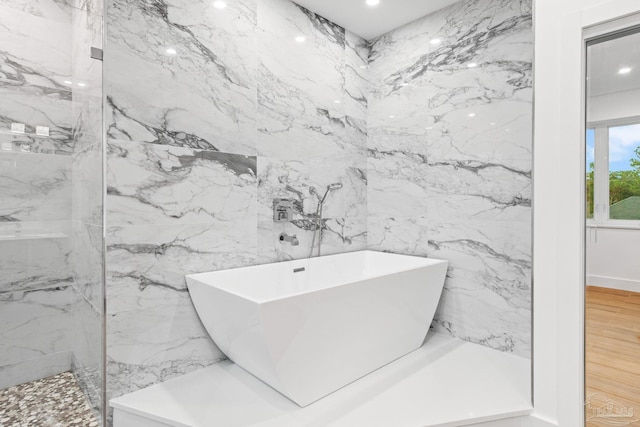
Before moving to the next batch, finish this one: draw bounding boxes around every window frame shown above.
[586,115,640,229]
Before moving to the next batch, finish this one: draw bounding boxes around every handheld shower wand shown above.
[309,183,343,258]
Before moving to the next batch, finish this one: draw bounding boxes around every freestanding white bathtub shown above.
[185,250,448,407]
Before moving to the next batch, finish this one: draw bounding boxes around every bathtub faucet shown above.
[279,233,299,246]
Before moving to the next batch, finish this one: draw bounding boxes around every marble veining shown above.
[104,0,371,409]
[0,4,75,155]
[0,152,72,224]
[105,220,256,400]
[0,235,72,294]
[368,0,532,356]
[102,0,532,413]
[107,140,257,226]
[106,0,257,155]
[0,0,105,423]
[0,285,73,374]
[257,0,349,160]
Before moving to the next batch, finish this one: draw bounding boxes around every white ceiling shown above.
[588,30,640,97]
[293,0,463,41]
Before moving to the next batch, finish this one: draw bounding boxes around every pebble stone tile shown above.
[0,372,99,427]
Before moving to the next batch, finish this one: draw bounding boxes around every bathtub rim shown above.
[185,250,448,304]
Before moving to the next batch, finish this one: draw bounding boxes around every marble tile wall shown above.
[104,0,533,409]
[104,0,368,405]
[0,0,75,388]
[0,0,106,423]
[0,283,74,389]
[367,0,533,357]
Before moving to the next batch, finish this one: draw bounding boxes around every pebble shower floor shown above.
[0,372,99,427]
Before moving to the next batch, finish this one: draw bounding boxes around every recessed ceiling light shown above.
[166,47,177,55]
[334,100,341,104]
[430,38,441,45]
[295,36,306,43]
[389,115,395,119]
[360,65,368,69]
[63,80,73,85]
[366,0,380,6]
[619,67,632,74]
[468,113,476,117]
[400,83,408,87]
[213,0,226,9]
[425,126,433,130]
[467,63,478,68]
[77,82,86,87]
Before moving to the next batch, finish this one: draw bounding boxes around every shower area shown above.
[0,0,105,425]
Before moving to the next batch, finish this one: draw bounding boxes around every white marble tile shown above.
[72,0,103,16]
[369,0,533,166]
[0,0,73,26]
[256,0,347,160]
[428,219,531,357]
[425,96,533,167]
[0,284,73,369]
[0,219,68,238]
[0,235,72,293]
[107,140,257,226]
[72,286,103,417]
[71,222,103,308]
[343,162,367,253]
[367,216,430,257]
[0,350,71,390]
[0,4,75,154]
[0,151,72,223]
[105,222,257,398]
[106,0,257,155]
[367,149,428,219]
[72,143,103,226]
[425,159,531,223]
[367,0,533,356]
[106,222,257,293]
[345,32,369,122]
[257,0,345,112]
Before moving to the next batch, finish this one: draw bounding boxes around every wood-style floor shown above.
[586,286,640,426]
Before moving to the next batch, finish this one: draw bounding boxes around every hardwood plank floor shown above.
[586,286,640,426]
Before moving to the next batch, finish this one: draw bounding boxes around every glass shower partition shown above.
[0,0,105,425]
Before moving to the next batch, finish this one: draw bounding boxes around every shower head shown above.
[327,183,343,191]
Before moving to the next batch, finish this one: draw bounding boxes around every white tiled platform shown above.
[111,334,532,427]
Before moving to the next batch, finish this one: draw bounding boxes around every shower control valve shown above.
[273,198,296,222]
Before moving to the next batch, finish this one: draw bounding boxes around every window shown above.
[587,121,640,223]
[608,124,640,220]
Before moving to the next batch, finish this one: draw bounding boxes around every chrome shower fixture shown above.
[309,182,343,258]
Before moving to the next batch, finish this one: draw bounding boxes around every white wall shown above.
[588,89,640,123]
[587,226,640,291]
[586,81,640,294]
[534,1,640,426]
